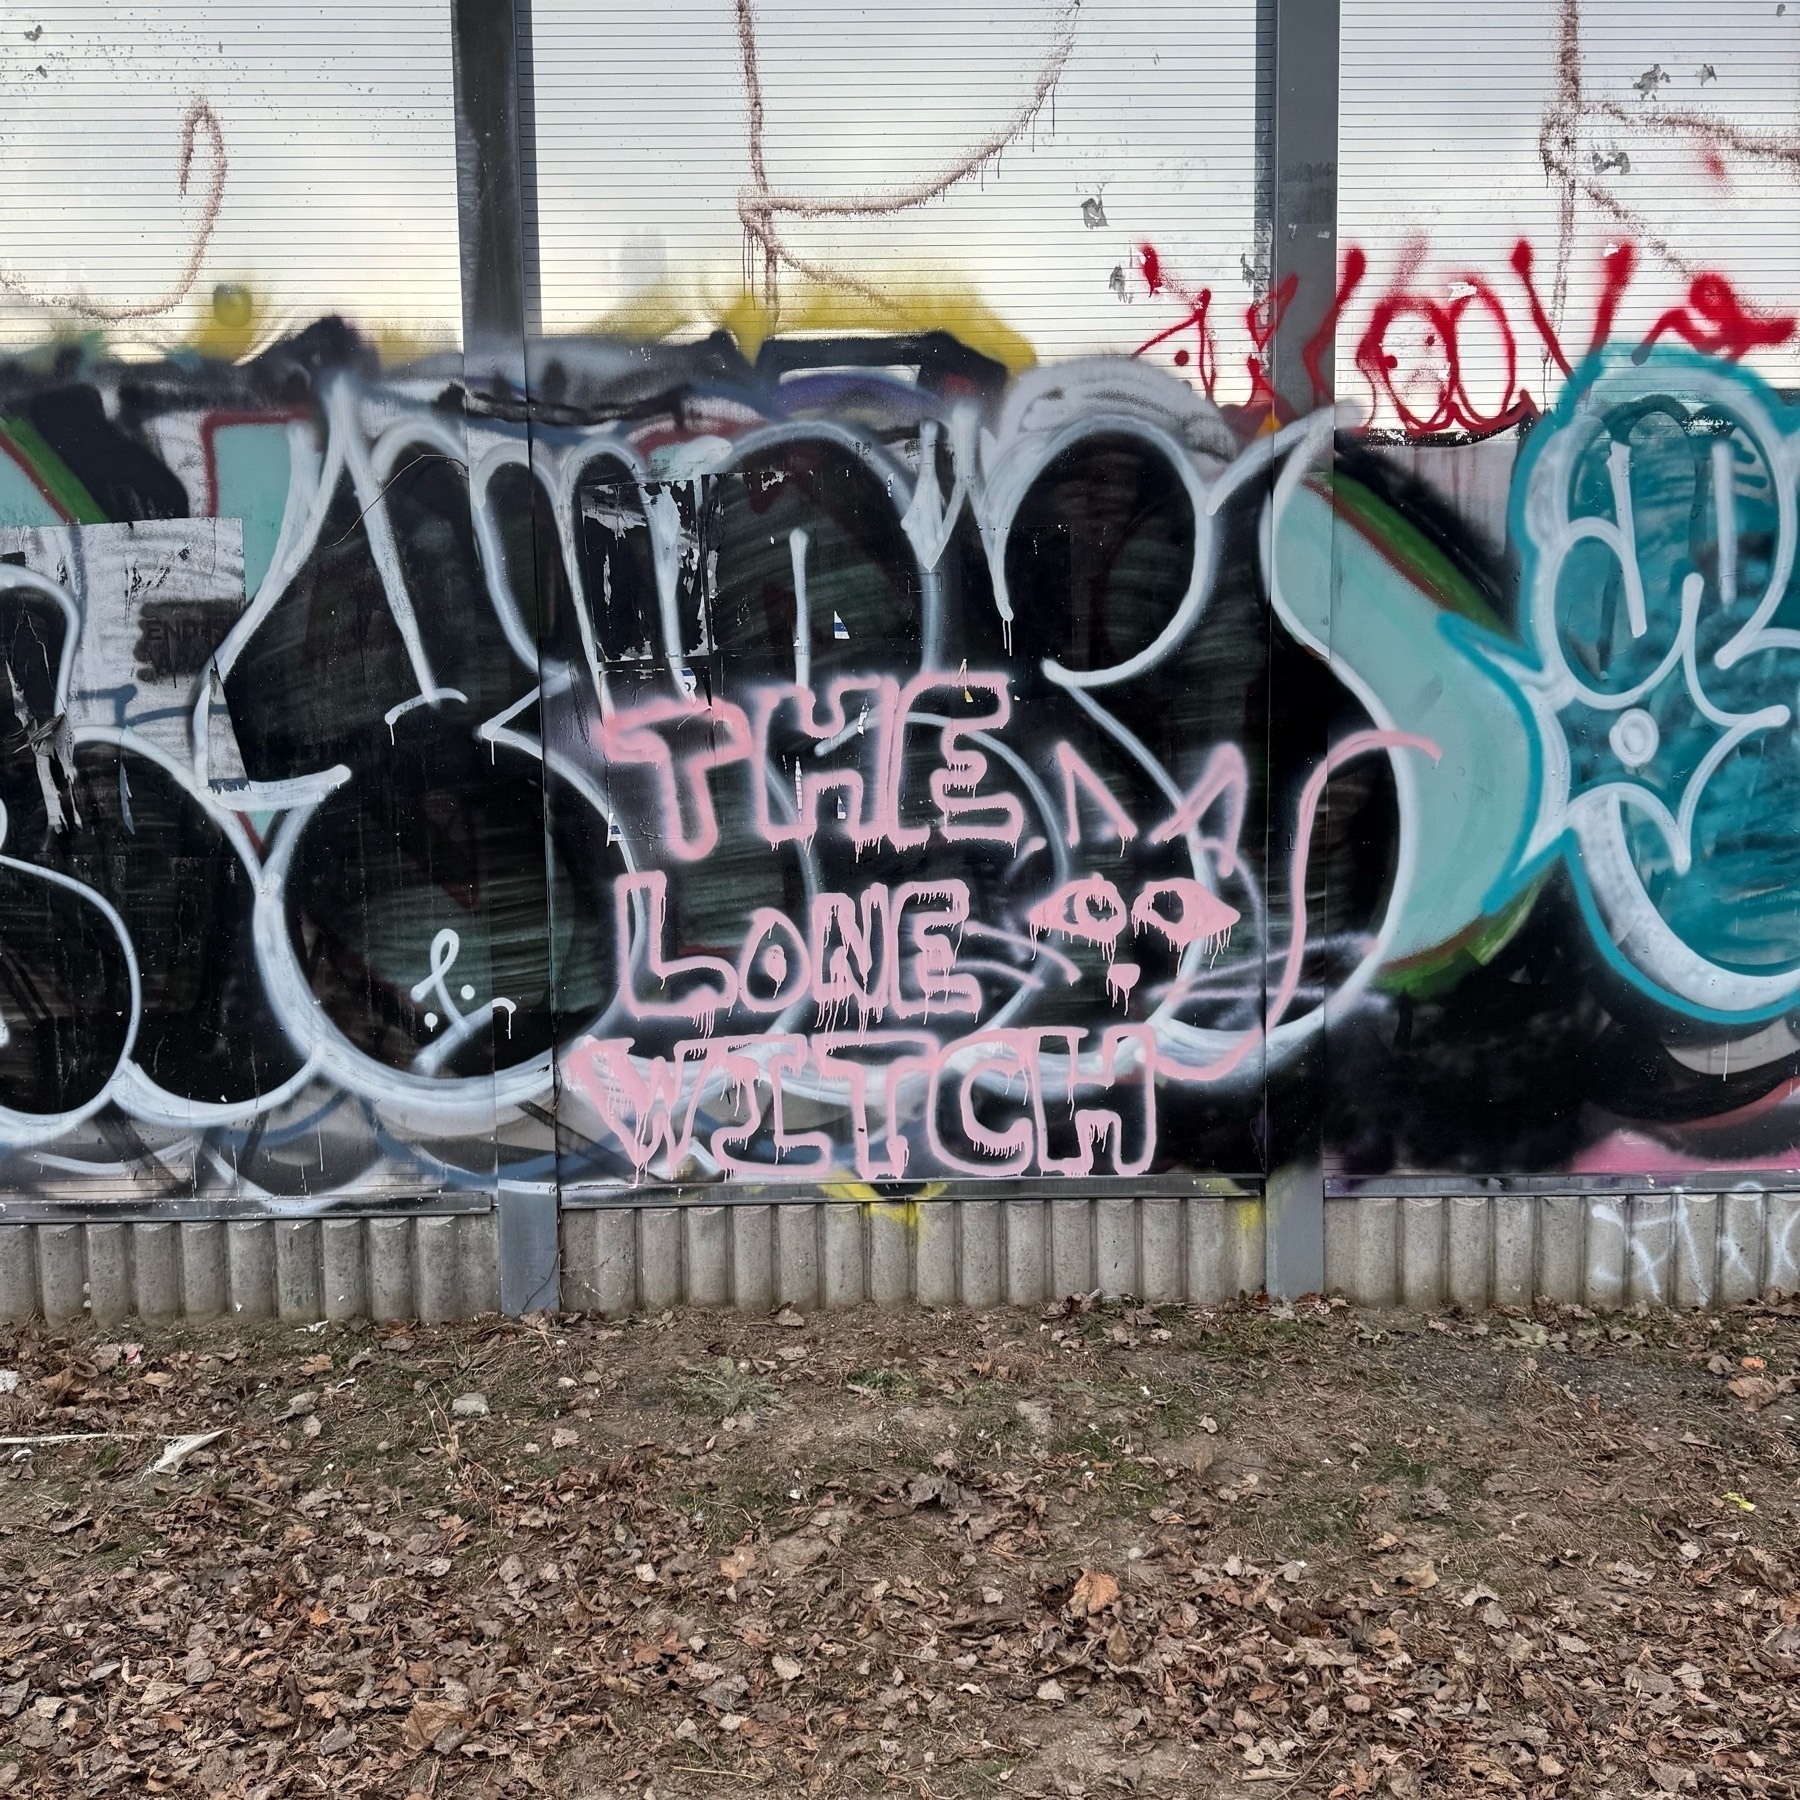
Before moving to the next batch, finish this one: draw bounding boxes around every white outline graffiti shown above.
[0,353,1435,1190]
[1508,354,1800,1018]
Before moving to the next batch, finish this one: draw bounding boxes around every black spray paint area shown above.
[0,323,1796,1206]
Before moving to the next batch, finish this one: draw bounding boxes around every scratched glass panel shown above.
[528,0,1278,1192]
[0,388,539,1213]
[531,345,1296,1190]
[0,8,494,1215]
[18,0,1800,1223]
[1326,0,1800,1182]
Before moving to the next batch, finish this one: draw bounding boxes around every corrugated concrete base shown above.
[559,1196,1268,1315]
[1324,1191,1800,1313]
[0,1193,1792,1324]
[0,1216,499,1325]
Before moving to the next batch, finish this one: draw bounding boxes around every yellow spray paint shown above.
[185,281,266,363]
[818,1180,950,1237]
[183,281,454,368]
[588,279,1037,375]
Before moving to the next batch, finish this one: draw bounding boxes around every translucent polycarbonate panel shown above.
[0,2,461,359]
[1339,0,1800,433]
[531,0,1261,373]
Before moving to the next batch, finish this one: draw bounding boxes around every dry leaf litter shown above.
[0,1293,1793,1798]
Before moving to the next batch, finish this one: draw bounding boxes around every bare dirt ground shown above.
[0,1290,1794,1800]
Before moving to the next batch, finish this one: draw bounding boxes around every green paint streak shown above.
[0,414,107,524]
[1327,472,1507,636]
[1376,875,1545,999]
[0,447,62,527]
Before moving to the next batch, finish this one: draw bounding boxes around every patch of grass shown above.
[1051,1423,1120,1462]
[846,1366,919,1399]
[1047,1423,1168,1513]
[100,1531,153,1570]
[670,1472,798,1542]
[1173,1315,1313,1361]
[1263,1490,1361,1551]
[946,1376,1026,1447]
[1370,1445,1435,1485]
[1145,1385,1219,1443]
[1094,1467,1168,1514]
[677,1356,779,1420]
[961,1758,1023,1793]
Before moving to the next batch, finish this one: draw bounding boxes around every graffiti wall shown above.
[5,0,1800,1209]
[5,307,1800,1206]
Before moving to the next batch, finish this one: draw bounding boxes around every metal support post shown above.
[451,1,557,1317]
[1257,0,1338,1298]
[450,0,541,377]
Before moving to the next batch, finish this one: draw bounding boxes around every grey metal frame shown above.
[1257,0,1338,1296]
